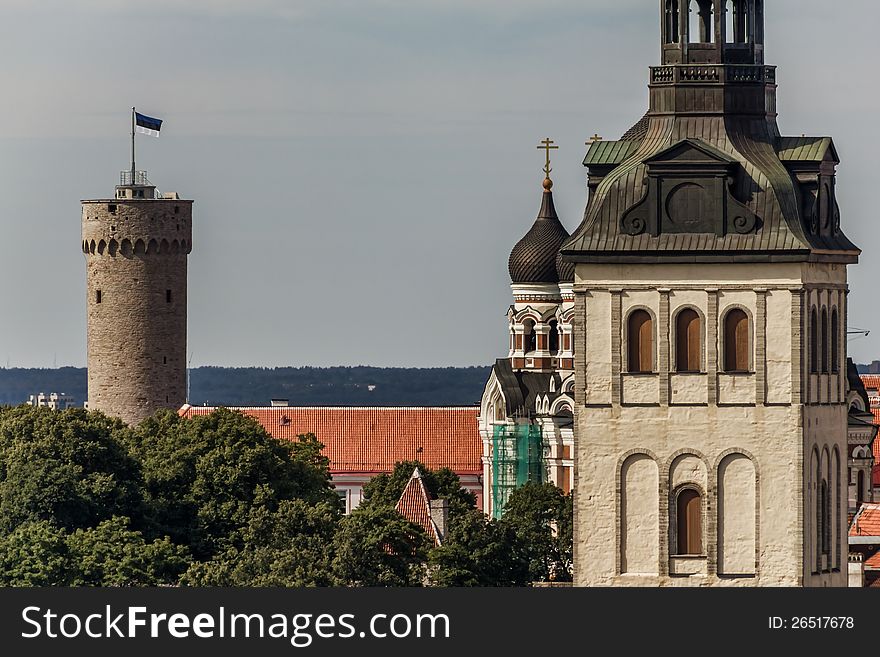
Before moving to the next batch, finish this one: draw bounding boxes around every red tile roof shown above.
[866,551,880,571]
[396,469,441,546]
[851,503,880,538]
[178,405,482,476]
[860,374,880,392]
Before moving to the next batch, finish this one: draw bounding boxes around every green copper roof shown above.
[777,137,839,163]
[584,140,640,166]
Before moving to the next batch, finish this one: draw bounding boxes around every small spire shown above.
[537,137,559,191]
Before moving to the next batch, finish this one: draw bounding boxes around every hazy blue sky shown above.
[1,0,878,367]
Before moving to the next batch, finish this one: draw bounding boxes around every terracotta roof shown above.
[178,405,482,475]
[866,551,880,571]
[396,469,441,546]
[861,375,880,403]
[850,504,880,538]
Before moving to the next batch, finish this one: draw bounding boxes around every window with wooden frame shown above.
[831,308,839,373]
[810,308,819,374]
[676,488,703,556]
[627,310,654,373]
[723,309,750,373]
[675,308,702,373]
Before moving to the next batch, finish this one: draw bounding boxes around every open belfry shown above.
[82,165,192,426]
[560,0,859,586]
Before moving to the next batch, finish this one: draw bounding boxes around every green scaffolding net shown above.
[491,424,544,519]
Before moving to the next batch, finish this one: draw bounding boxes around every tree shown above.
[361,460,476,516]
[66,516,190,586]
[128,409,340,559]
[0,521,69,586]
[502,481,573,582]
[0,406,144,533]
[428,508,530,587]
[0,517,189,587]
[332,505,429,587]
[182,500,339,587]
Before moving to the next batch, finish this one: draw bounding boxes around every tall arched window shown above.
[665,0,681,44]
[723,309,750,373]
[549,319,560,356]
[676,489,702,555]
[821,308,829,373]
[725,0,735,42]
[689,0,715,43]
[754,0,764,43]
[810,308,819,374]
[831,308,839,373]
[819,479,831,563]
[523,319,537,354]
[627,310,654,373]
[675,309,702,372]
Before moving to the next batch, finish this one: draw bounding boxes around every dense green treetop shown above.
[0,406,143,532]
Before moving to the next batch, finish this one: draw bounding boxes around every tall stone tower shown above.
[82,171,193,425]
[563,0,859,586]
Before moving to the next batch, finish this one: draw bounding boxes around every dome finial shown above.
[537,137,558,191]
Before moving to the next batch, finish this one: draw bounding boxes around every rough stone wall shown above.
[572,262,849,587]
[82,197,193,426]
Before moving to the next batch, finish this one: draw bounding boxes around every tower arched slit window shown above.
[821,308,829,374]
[523,319,537,355]
[627,310,654,374]
[810,308,819,374]
[549,319,560,356]
[723,308,750,373]
[665,0,681,44]
[676,488,702,556]
[831,308,839,373]
[675,308,702,373]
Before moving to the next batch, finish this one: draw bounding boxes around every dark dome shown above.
[508,190,570,284]
[556,251,575,283]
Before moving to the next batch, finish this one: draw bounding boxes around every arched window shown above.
[627,310,654,373]
[821,308,829,373]
[810,308,819,374]
[676,489,702,555]
[754,0,764,43]
[549,319,560,356]
[665,0,681,44]
[858,470,866,506]
[689,0,715,43]
[725,0,735,42]
[675,308,702,373]
[819,480,830,561]
[523,320,537,354]
[723,309,750,373]
[831,309,839,373]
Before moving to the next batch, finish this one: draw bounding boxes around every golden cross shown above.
[587,133,604,145]
[537,137,559,178]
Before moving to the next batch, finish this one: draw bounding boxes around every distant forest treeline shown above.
[0,366,493,408]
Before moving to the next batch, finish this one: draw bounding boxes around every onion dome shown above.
[508,177,571,284]
[556,250,575,283]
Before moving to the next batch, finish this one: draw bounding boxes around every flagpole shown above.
[130,107,136,185]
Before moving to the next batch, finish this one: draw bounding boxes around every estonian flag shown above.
[135,112,163,137]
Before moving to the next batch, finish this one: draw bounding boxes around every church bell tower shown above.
[563,0,858,587]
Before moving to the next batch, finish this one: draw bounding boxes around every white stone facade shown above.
[572,261,849,586]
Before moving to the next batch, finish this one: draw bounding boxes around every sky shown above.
[0,0,878,368]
